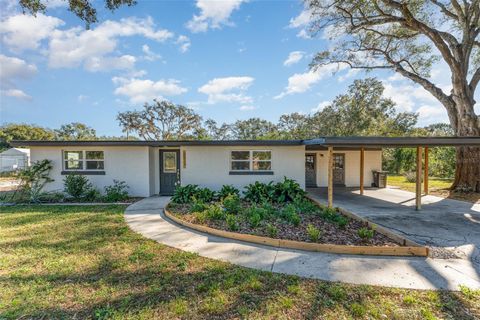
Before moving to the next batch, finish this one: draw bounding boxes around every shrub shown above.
[191,198,206,212]
[249,212,263,228]
[260,201,276,218]
[218,185,240,199]
[37,191,65,203]
[320,207,348,228]
[104,180,129,202]
[293,195,318,215]
[226,214,238,231]
[274,177,306,203]
[266,223,278,238]
[358,227,375,241]
[281,204,301,226]
[194,211,208,224]
[63,174,96,200]
[306,224,321,242]
[336,216,349,229]
[84,188,101,202]
[16,159,54,203]
[222,194,241,214]
[196,187,216,203]
[243,181,275,203]
[205,204,225,220]
[171,184,200,204]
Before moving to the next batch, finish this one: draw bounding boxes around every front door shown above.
[333,153,345,185]
[305,154,317,187]
[159,150,180,195]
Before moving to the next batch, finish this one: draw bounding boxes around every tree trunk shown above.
[450,87,480,192]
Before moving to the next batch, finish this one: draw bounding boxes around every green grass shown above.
[1,205,479,319]
[387,175,453,192]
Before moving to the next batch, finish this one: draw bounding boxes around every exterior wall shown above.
[30,146,152,197]
[312,150,382,187]
[180,145,306,191]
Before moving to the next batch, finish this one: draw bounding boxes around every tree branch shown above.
[470,67,480,93]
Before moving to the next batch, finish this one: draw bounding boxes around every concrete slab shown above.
[124,196,480,290]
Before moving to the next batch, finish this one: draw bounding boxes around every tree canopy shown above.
[54,122,97,140]
[18,0,136,28]
[0,124,55,150]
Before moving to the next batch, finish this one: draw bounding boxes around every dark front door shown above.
[305,154,317,187]
[159,150,180,195]
[333,153,345,185]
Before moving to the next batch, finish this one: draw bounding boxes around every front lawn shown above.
[387,175,480,204]
[1,205,479,319]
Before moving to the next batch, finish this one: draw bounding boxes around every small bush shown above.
[320,207,348,228]
[243,181,275,203]
[196,187,216,203]
[218,185,240,199]
[205,204,225,220]
[274,177,306,203]
[63,174,96,200]
[104,180,129,202]
[171,184,200,204]
[17,159,54,203]
[194,211,208,223]
[336,216,349,229]
[266,223,278,238]
[222,194,241,214]
[404,171,423,183]
[249,212,263,228]
[293,195,318,214]
[226,214,238,231]
[84,188,101,202]
[306,224,321,242]
[37,191,65,203]
[281,204,300,226]
[358,227,375,241]
[191,198,206,212]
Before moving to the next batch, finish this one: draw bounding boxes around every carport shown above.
[304,137,480,210]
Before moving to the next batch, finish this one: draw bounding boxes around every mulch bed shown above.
[168,201,399,247]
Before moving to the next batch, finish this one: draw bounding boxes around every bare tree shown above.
[117,100,203,140]
[306,0,480,191]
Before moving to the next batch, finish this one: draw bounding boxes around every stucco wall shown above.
[312,150,382,187]
[30,146,152,197]
[180,145,306,191]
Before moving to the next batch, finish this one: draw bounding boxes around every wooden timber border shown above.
[164,203,429,257]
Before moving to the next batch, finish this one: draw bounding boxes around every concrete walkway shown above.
[125,196,480,290]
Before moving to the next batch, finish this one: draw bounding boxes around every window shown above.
[163,151,177,173]
[230,150,272,171]
[64,151,104,171]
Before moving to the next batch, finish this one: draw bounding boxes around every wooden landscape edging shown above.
[306,195,429,251]
[164,205,429,257]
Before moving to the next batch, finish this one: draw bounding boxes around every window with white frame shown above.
[64,151,104,171]
[230,150,272,171]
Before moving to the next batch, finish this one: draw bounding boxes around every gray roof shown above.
[11,136,480,148]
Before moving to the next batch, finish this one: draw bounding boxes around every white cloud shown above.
[48,16,173,71]
[0,54,37,99]
[274,64,346,99]
[113,77,187,104]
[198,76,254,104]
[0,13,64,51]
[142,44,161,61]
[417,104,448,125]
[1,88,31,100]
[311,100,330,113]
[186,0,247,33]
[239,105,255,111]
[77,94,88,102]
[176,35,191,53]
[288,8,313,39]
[283,51,304,66]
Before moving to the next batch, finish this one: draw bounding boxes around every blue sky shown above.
[1,0,475,136]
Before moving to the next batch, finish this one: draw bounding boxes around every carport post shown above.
[416,146,422,210]
[360,147,365,195]
[424,147,429,195]
[328,146,333,208]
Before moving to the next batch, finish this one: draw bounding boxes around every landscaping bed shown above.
[167,179,399,247]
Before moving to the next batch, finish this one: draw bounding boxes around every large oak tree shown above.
[306,0,480,191]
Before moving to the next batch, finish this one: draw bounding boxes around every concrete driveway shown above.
[308,187,480,272]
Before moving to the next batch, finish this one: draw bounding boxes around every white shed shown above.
[0,148,30,172]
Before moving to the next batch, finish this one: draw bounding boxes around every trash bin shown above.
[372,171,388,188]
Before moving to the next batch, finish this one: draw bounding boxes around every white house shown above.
[0,148,30,172]
[11,137,479,199]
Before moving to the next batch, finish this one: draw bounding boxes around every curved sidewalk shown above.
[124,196,480,290]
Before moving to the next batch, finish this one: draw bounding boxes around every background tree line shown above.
[1,78,456,178]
